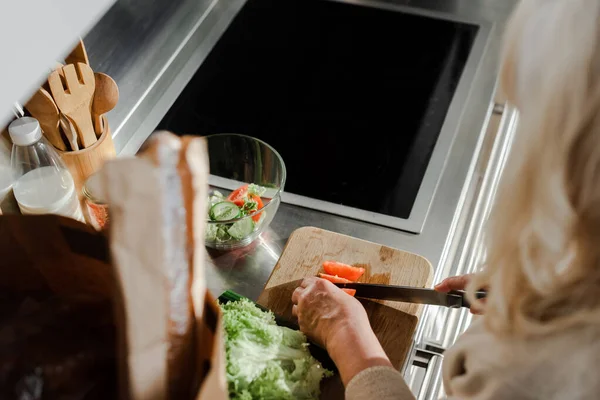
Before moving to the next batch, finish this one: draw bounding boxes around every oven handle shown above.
[405,349,445,400]
[457,102,518,280]
[451,100,518,282]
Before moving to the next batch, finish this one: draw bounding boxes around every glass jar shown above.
[9,117,83,221]
[82,172,109,230]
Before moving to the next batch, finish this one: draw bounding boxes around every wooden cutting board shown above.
[258,227,433,375]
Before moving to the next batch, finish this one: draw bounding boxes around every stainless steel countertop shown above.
[84,0,519,397]
[86,0,517,286]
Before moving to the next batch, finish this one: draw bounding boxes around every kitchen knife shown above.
[334,283,487,309]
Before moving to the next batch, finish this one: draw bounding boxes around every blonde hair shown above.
[468,0,600,336]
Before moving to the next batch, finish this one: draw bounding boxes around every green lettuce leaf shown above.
[220,299,332,400]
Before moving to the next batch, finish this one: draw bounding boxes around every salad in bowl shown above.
[206,184,267,242]
[204,133,286,250]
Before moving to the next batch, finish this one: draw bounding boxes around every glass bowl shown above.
[205,134,286,250]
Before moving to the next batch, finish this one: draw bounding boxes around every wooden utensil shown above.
[59,115,79,151]
[49,63,97,148]
[25,88,67,150]
[59,115,115,195]
[257,226,433,396]
[49,62,79,151]
[65,38,90,66]
[92,73,119,135]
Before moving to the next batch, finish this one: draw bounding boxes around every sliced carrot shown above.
[323,261,365,282]
[318,273,352,284]
[342,289,356,296]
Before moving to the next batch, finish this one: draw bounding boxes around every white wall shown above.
[0,0,116,128]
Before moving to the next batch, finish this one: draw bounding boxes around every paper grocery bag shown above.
[195,292,227,400]
[0,213,113,301]
[0,214,117,400]
[0,213,228,400]
[0,132,228,399]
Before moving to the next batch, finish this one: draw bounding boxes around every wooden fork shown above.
[48,63,97,148]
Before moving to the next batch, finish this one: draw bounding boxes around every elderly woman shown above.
[292,0,600,398]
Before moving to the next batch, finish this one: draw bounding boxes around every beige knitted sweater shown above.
[345,319,600,399]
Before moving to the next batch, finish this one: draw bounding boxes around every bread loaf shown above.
[101,131,208,399]
[140,133,195,399]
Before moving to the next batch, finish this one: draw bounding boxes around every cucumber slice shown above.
[210,201,241,221]
[227,218,255,239]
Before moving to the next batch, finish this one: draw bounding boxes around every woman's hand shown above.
[292,276,366,347]
[434,274,473,293]
[435,274,484,314]
[292,277,392,385]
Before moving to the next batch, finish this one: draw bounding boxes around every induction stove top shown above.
[157,0,484,233]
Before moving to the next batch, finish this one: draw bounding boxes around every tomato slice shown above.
[318,273,352,284]
[249,194,264,222]
[341,288,356,297]
[228,185,265,222]
[227,184,249,207]
[323,261,365,282]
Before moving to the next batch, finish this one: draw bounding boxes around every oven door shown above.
[157,0,492,234]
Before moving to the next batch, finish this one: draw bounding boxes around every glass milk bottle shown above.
[9,117,83,221]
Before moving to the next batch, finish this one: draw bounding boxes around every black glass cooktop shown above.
[157,0,478,220]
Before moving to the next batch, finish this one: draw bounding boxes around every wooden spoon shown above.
[92,73,119,135]
[49,63,97,148]
[25,88,67,150]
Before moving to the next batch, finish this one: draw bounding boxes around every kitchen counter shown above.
[83,0,519,398]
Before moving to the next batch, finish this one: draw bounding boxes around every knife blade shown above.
[334,283,486,308]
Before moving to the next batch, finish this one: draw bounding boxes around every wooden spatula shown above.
[59,115,79,151]
[92,73,119,135]
[25,88,67,150]
[49,63,97,148]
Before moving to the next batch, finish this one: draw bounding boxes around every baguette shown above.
[100,131,208,399]
[139,132,208,399]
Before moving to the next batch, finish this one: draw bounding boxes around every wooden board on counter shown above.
[257,226,434,373]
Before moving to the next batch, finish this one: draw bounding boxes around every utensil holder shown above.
[59,115,116,196]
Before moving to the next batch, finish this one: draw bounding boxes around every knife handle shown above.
[451,290,487,309]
